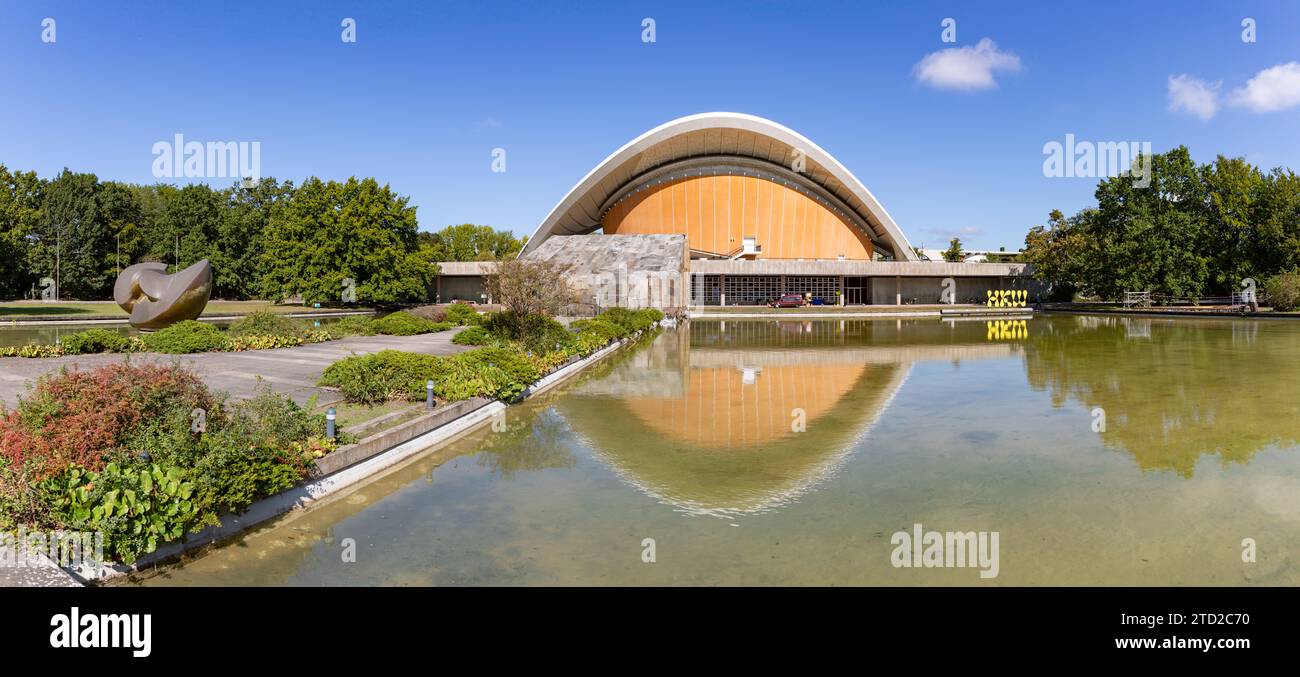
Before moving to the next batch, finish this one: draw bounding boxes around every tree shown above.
[0,165,44,298]
[31,170,108,299]
[216,178,293,298]
[259,177,435,304]
[419,223,525,261]
[942,237,965,262]
[98,182,147,281]
[484,258,578,319]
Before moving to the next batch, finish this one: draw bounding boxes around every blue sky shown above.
[2,1,1299,251]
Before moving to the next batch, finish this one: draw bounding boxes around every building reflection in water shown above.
[561,319,1015,515]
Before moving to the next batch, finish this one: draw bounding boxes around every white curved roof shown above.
[522,112,917,261]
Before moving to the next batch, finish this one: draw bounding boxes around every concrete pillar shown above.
[895,275,901,305]
[720,273,726,307]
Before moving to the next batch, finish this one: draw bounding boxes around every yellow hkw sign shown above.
[986,289,1027,308]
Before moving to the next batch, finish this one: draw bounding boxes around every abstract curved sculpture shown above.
[113,259,213,331]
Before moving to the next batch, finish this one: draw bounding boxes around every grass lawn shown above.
[0,300,367,319]
[329,400,425,431]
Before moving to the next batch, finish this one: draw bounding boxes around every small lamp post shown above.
[326,407,336,439]
[426,379,436,410]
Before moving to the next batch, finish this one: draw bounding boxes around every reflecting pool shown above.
[125,315,1300,586]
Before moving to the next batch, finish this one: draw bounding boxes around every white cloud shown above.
[1166,74,1220,120]
[1230,62,1300,113]
[913,38,1022,91]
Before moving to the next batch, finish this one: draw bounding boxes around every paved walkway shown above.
[0,330,470,409]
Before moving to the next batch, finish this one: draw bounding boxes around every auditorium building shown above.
[435,113,1040,310]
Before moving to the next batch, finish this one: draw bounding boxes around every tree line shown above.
[0,165,525,303]
[1023,146,1300,301]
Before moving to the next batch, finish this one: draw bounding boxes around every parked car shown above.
[774,294,805,308]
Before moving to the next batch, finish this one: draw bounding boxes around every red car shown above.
[773,294,805,308]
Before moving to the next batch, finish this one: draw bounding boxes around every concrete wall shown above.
[869,276,1042,305]
[523,234,690,313]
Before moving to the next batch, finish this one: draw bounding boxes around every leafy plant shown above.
[0,343,64,358]
[41,463,205,564]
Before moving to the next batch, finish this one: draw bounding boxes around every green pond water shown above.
[125,315,1300,586]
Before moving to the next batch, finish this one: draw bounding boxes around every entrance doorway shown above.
[844,277,868,305]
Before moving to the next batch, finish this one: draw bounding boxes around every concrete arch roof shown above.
[521,112,918,261]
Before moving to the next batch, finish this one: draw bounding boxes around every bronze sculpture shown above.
[113,259,213,330]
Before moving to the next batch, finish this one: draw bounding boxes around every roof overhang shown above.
[521,112,918,261]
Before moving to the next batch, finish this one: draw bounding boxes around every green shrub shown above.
[452,325,492,345]
[143,320,226,354]
[571,318,624,342]
[481,310,574,353]
[1265,271,1300,311]
[226,311,306,339]
[319,347,540,404]
[373,311,445,336]
[444,303,482,326]
[319,350,442,405]
[597,307,662,334]
[445,347,540,401]
[328,315,377,336]
[61,329,129,355]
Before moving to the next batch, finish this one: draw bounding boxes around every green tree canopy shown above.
[419,223,525,261]
[259,177,435,304]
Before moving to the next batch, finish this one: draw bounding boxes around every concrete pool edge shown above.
[64,327,652,585]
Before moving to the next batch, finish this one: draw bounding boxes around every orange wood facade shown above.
[600,174,874,260]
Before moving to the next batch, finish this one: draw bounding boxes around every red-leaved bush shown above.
[0,363,219,479]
